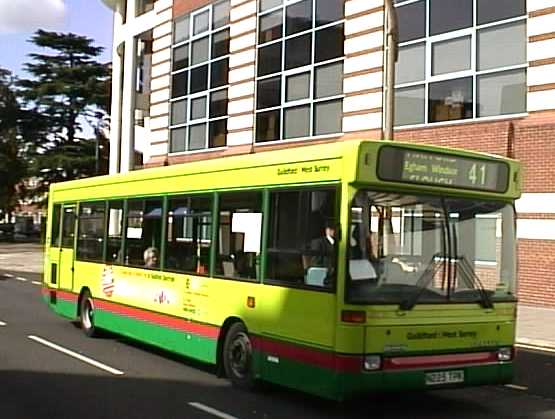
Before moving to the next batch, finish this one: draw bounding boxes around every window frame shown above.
[263,184,340,293]
[255,0,346,144]
[213,190,265,283]
[394,0,527,128]
[76,200,108,263]
[170,2,231,154]
[105,199,126,265]
[61,205,77,249]
[50,204,62,247]
[123,197,164,270]
[165,193,214,276]
[59,183,341,295]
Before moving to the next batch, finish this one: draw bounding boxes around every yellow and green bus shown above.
[43,140,521,400]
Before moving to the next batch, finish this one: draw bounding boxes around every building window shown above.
[136,0,154,16]
[170,1,230,153]
[394,0,526,127]
[255,0,345,143]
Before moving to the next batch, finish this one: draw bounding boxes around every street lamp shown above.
[383,0,399,142]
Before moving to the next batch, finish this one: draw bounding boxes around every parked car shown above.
[0,223,15,241]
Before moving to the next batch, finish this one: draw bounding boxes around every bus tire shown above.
[223,322,256,389]
[79,290,98,338]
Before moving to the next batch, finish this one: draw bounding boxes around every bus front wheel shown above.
[223,322,255,389]
[79,290,98,338]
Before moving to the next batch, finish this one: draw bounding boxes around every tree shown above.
[0,68,43,219]
[18,30,110,198]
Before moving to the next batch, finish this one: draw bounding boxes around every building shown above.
[100,0,555,308]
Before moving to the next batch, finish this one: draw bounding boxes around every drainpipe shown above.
[383,0,399,142]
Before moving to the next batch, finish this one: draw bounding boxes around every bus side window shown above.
[51,204,61,247]
[107,201,124,263]
[266,188,337,289]
[166,195,212,275]
[61,207,76,248]
[124,198,163,269]
[216,192,262,281]
[76,202,106,262]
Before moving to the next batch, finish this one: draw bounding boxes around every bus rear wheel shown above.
[223,322,256,389]
[79,290,98,337]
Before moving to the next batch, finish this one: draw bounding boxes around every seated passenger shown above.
[144,246,159,268]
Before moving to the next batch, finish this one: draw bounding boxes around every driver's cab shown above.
[346,190,516,306]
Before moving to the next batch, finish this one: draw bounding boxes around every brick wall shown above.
[396,111,555,194]
[513,113,555,192]
[518,239,555,308]
[173,0,212,17]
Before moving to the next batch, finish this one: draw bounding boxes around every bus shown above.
[42,140,521,400]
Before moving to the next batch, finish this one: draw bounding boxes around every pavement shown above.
[0,241,553,351]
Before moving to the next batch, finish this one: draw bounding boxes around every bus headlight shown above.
[363,355,382,371]
[497,347,513,361]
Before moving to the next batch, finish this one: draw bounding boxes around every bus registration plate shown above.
[425,370,464,386]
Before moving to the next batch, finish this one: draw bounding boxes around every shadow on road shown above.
[0,368,551,419]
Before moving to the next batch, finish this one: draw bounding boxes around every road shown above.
[0,268,555,419]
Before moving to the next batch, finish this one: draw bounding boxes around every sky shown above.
[0,0,114,77]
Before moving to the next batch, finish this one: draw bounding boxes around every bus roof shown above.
[49,139,521,202]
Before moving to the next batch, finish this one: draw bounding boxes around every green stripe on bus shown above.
[94,308,218,364]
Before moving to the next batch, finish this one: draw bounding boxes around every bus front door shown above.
[58,205,77,291]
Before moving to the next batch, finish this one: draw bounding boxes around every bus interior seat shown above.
[305,267,327,287]
[222,261,235,277]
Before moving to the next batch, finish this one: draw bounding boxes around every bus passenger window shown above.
[125,199,163,269]
[166,195,212,275]
[107,201,124,263]
[50,204,61,247]
[216,192,262,281]
[61,206,76,248]
[77,202,106,262]
[266,188,337,288]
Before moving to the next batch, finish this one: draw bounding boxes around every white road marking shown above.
[505,384,528,391]
[3,273,14,278]
[31,281,42,286]
[188,402,240,419]
[16,277,28,282]
[0,321,6,327]
[516,343,555,354]
[27,335,124,376]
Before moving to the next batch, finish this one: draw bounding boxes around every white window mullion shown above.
[425,0,430,124]
[309,0,316,136]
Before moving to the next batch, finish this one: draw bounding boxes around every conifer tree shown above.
[18,30,110,197]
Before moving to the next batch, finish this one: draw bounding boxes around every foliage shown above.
[0,68,45,218]
[18,30,110,199]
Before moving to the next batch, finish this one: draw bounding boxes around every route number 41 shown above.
[468,163,486,186]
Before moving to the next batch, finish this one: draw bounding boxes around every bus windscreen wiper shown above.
[455,256,494,309]
[399,252,443,311]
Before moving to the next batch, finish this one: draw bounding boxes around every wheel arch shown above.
[216,316,245,377]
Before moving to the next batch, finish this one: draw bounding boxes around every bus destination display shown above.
[377,146,509,192]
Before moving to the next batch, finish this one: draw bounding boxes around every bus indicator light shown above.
[497,347,513,362]
[247,296,255,308]
[341,310,366,323]
[363,355,382,371]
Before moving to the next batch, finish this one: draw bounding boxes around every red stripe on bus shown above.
[42,288,79,303]
[383,351,498,370]
[252,336,362,373]
[94,299,220,339]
